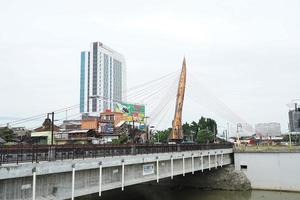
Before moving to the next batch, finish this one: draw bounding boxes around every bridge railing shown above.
[0,143,232,165]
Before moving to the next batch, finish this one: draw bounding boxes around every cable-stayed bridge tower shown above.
[170,58,186,142]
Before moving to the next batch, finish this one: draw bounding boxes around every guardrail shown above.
[0,143,232,165]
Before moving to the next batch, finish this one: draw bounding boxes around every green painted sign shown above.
[115,103,145,122]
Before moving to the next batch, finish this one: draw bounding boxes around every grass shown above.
[234,144,300,152]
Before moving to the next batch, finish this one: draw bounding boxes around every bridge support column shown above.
[156,157,159,183]
[191,153,194,174]
[208,152,211,170]
[201,154,204,172]
[171,155,173,179]
[221,151,223,167]
[99,162,102,197]
[182,154,185,176]
[215,152,218,169]
[71,164,75,200]
[32,167,36,200]
[121,160,125,191]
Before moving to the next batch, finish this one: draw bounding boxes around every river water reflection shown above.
[78,186,300,200]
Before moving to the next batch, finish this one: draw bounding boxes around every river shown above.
[77,185,300,200]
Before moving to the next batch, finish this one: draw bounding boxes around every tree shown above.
[152,117,218,144]
[182,122,192,141]
[153,128,171,143]
[196,129,214,143]
[183,117,218,143]
[0,127,16,142]
[190,121,199,141]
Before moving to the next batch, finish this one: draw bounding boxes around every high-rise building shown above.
[80,42,126,114]
[288,103,300,132]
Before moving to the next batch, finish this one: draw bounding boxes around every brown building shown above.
[99,111,124,133]
[81,116,100,130]
[81,112,125,132]
[80,111,128,143]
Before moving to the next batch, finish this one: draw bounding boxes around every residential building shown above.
[31,118,60,144]
[60,120,82,131]
[80,42,126,115]
[11,127,29,137]
[81,116,100,130]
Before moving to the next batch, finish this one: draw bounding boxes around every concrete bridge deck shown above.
[0,144,233,200]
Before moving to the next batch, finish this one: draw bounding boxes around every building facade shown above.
[289,104,300,132]
[255,122,281,137]
[80,42,126,114]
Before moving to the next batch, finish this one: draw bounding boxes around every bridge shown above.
[0,58,243,200]
[0,144,232,200]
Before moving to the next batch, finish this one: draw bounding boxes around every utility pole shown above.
[237,123,242,146]
[47,112,55,146]
[289,131,292,150]
[65,109,68,120]
[227,122,230,141]
[51,112,54,145]
[144,116,150,141]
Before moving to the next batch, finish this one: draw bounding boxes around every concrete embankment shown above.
[234,151,300,192]
[156,164,251,191]
[171,165,251,191]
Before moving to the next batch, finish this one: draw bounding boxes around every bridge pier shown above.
[208,152,211,170]
[71,164,75,200]
[201,153,204,172]
[215,152,218,169]
[182,154,185,176]
[32,167,36,200]
[170,155,174,179]
[191,153,194,174]
[221,151,223,167]
[121,160,125,191]
[156,157,159,183]
[98,162,102,196]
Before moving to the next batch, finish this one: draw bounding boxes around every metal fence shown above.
[0,143,232,165]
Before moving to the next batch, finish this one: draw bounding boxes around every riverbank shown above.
[235,151,300,191]
[168,164,251,191]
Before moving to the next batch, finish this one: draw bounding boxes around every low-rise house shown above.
[31,118,60,144]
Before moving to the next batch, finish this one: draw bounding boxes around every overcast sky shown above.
[0,0,299,133]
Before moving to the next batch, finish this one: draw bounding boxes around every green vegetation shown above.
[182,117,217,143]
[0,127,16,142]
[153,117,218,144]
[152,128,172,143]
[112,133,128,144]
[235,144,300,152]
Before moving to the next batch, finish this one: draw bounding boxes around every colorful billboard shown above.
[115,103,145,123]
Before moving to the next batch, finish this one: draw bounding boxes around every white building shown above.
[80,42,126,115]
[255,122,281,137]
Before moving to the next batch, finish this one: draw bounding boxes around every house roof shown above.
[34,125,60,132]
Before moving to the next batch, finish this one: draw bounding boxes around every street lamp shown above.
[237,123,242,146]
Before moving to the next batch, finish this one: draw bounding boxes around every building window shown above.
[240,165,247,170]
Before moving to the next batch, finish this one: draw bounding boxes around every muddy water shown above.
[77,185,300,200]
